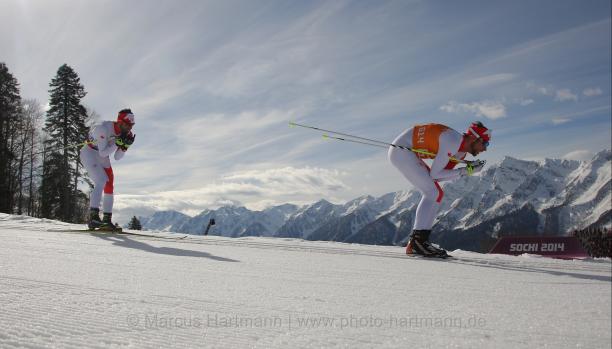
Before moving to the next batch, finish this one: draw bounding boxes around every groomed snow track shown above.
[1,214,610,348]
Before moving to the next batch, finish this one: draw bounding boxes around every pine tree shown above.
[0,62,23,213]
[40,64,89,222]
[128,216,142,230]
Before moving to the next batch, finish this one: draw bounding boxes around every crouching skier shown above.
[389,121,491,258]
[80,108,136,231]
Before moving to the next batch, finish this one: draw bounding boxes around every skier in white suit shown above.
[80,108,135,229]
[388,121,491,257]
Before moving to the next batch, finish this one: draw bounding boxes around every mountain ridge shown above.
[140,150,611,252]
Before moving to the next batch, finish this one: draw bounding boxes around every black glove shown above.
[115,132,135,151]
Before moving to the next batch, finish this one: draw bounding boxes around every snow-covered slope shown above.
[141,150,611,251]
[1,213,610,348]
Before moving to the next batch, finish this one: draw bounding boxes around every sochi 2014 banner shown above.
[488,236,589,259]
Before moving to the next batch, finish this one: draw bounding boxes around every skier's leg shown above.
[388,147,443,230]
[389,147,447,256]
[415,180,443,230]
[99,157,117,229]
[80,148,108,228]
[102,166,113,215]
[80,149,108,207]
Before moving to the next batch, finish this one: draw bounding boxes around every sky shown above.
[1,0,611,222]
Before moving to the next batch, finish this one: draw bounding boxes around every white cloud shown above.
[528,83,583,102]
[562,150,593,161]
[535,86,553,96]
[551,117,571,125]
[517,98,534,106]
[526,82,555,97]
[175,109,289,145]
[440,100,507,119]
[583,87,603,97]
[113,166,349,219]
[547,105,611,125]
[538,87,551,95]
[555,89,578,102]
[465,73,516,88]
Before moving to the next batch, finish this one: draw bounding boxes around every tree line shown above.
[572,227,612,258]
[0,62,96,223]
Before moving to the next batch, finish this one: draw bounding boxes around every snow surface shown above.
[1,213,610,348]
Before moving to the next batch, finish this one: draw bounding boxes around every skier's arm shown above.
[114,149,125,161]
[430,153,462,181]
[92,126,118,157]
[429,132,463,181]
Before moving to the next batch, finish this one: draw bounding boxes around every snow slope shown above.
[1,213,610,348]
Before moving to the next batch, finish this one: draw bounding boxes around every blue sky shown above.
[1,0,610,221]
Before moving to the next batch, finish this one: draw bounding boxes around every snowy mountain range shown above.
[140,150,611,252]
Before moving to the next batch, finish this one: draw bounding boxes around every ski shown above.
[405,253,453,259]
[95,225,123,233]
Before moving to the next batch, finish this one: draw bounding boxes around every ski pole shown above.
[290,121,394,147]
[31,140,96,158]
[322,134,389,149]
[290,122,467,164]
[321,133,464,162]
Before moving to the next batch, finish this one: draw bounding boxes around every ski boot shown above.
[406,230,449,258]
[87,208,103,230]
[97,212,122,232]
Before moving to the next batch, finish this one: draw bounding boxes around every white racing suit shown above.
[79,121,126,214]
[388,126,466,230]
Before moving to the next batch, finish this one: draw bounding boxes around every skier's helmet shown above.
[117,108,135,126]
[466,121,491,145]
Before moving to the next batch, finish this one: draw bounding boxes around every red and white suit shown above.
[80,121,126,213]
[388,124,466,230]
